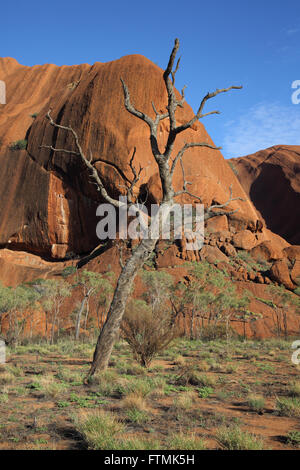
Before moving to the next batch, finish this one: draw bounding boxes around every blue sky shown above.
[1,0,300,157]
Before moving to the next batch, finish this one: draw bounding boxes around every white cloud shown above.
[286,28,300,36]
[222,102,300,158]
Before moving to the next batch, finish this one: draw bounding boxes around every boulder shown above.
[270,259,294,289]
[291,260,300,286]
[283,245,300,263]
[200,245,229,264]
[232,230,257,251]
[220,243,237,258]
[206,215,228,233]
[250,240,283,262]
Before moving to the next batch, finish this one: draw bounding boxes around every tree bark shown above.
[86,237,157,379]
[75,295,89,340]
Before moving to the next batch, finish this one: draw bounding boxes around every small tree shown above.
[141,270,174,311]
[73,270,114,340]
[37,279,72,344]
[0,284,40,346]
[0,283,13,335]
[180,262,252,343]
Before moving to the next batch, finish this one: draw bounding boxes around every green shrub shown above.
[9,139,27,150]
[286,430,300,447]
[198,386,213,398]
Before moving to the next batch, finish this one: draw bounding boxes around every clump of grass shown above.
[174,365,216,387]
[288,381,300,397]
[247,395,265,413]
[121,392,148,412]
[6,365,24,377]
[28,375,67,398]
[125,408,149,424]
[149,376,167,398]
[116,437,161,450]
[0,371,14,385]
[198,362,211,372]
[173,391,195,411]
[44,381,68,398]
[276,397,300,417]
[172,355,186,366]
[225,364,238,374]
[56,368,83,384]
[120,364,146,376]
[74,410,125,450]
[286,430,300,447]
[120,388,154,424]
[216,425,264,450]
[167,433,207,450]
[127,378,156,398]
[14,386,28,397]
[0,392,9,403]
[92,370,121,397]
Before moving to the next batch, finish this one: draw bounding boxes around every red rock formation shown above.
[229,145,300,245]
[0,55,299,338]
[0,55,258,265]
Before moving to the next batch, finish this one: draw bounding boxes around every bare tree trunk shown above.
[86,238,157,379]
[190,308,195,340]
[75,295,89,341]
[84,299,90,331]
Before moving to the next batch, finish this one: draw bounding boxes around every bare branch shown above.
[40,110,123,209]
[170,141,221,174]
[151,101,169,123]
[204,185,245,220]
[174,156,202,201]
[207,184,244,211]
[175,85,242,134]
[163,38,180,132]
[120,78,154,129]
[127,147,144,203]
[164,38,180,83]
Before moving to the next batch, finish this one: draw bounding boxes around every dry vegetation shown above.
[0,336,299,450]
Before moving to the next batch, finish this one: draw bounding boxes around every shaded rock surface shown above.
[230,145,300,245]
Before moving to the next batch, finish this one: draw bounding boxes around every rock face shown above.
[229,145,300,245]
[0,55,257,264]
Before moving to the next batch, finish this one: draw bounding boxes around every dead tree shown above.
[40,39,242,379]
